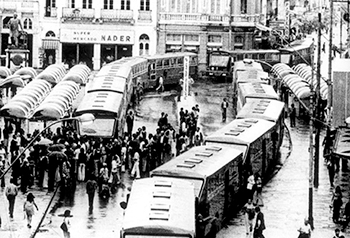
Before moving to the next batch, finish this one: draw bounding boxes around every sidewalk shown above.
[218,118,349,238]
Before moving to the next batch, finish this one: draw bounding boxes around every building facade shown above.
[0,0,281,72]
[157,0,268,73]
[1,0,157,70]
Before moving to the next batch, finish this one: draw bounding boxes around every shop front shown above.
[60,28,134,70]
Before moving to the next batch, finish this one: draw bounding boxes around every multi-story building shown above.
[157,0,268,73]
[1,0,157,70]
[0,0,279,72]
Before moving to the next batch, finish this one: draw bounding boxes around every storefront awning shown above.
[255,23,272,32]
[42,38,60,50]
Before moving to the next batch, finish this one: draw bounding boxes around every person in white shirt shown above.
[156,76,164,92]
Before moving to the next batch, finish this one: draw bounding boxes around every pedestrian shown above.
[221,98,229,122]
[126,110,134,137]
[5,178,18,219]
[253,206,265,238]
[334,228,343,237]
[290,103,296,127]
[297,218,311,238]
[247,171,256,200]
[20,158,31,193]
[342,199,350,231]
[60,210,72,238]
[253,173,263,206]
[331,185,343,223]
[327,158,335,187]
[244,199,256,236]
[86,175,98,212]
[322,42,326,53]
[156,75,164,92]
[131,150,140,179]
[77,147,86,182]
[23,192,38,228]
[98,163,109,193]
[0,159,5,188]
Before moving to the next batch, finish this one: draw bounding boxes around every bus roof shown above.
[238,83,279,100]
[75,91,123,116]
[145,52,197,60]
[236,70,269,84]
[96,63,131,79]
[234,59,264,72]
[151,145,242,182]
[205,118,275,146]
[122,178,195,238]
[87,75,126,93]
[236,98,285,122]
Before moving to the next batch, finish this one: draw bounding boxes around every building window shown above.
[45,0,56,17]
[23,19,32,30]
[235,36,243,43]
[241,0,247,13]
[104,0,114,9]
[121,0,130,10]
[184,35,199,43]
[208,35,222,43]
[83,0,92,9]
[139,34,150,55]
[167,34,182,42]
[68,0,75,8]
[140,0,150,10]
[45,31,56,37]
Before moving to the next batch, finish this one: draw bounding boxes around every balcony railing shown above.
[101,9,134,22]
[159,12,264,25]
[138,10,152,22]
[62,8,95,20]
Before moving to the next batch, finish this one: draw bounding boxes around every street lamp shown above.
[0,113,95,180]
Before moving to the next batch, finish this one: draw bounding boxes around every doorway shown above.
[117,45,132,59]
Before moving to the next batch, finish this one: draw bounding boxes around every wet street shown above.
[1,81,350,238]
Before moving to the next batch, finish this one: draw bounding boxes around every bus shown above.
[206,50,232,81]
[236,98,285,151]
[236,83,279,111]
[121,178,196,238]
[151,145,244,235]
[204,118,276,181]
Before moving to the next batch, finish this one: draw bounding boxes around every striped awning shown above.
[42,38,59,49]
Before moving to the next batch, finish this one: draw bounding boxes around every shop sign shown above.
[60,29,134,44]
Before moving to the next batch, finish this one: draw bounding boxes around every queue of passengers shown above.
[0,105,204,198]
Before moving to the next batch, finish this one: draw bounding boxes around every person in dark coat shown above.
[254,206,266,238]
[20,158,31,193]
[126,110,134,137]
[290,103,296,127]
[86,175,98,212]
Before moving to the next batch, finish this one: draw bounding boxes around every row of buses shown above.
[207,37,314,80]
[74,52,198,138]
[121,59,285,238]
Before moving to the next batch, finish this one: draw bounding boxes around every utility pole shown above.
[328,0,333,126]
[314,12,322,188]
[228,0,232,50]
[340,11,343,58]
[309,41,315,230]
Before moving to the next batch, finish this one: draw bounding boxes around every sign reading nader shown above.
[60,29,134,44]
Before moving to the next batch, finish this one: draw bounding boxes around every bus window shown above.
[170,58,175,66]
[164,59,170,67]
[156,60,163,67]
[252,54,258,60]
[259,53,265,60]
[237,54,243,61]
[178,57,183,65]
